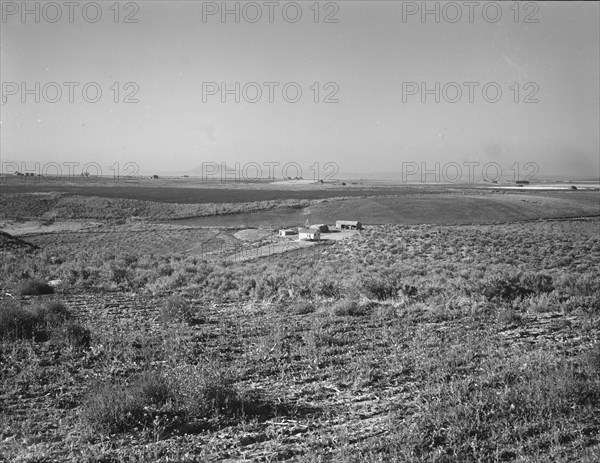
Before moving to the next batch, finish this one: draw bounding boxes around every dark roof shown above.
[298,228,320,234]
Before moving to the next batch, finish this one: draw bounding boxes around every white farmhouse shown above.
[298,228,320,241]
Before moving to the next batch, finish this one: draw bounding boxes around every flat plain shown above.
[1,177,599,462]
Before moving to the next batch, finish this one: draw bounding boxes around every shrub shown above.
[362,275,403,301]
[18,279,54,296]
[290,301,316,315]
[554,273,600,298]
[174,363,242,417]
[82,364,262,435]
[526,291,561,313]
[82,383,147,434]
[40,301,72,325]
[159,295,197,324]
[132,371,175,406]
[401,284,419,299]
[496,307,524,325]
[371,304,397,320]
[0,300,85,344]
[477,271,554,302]
[313,279,342,298]
[521,272,555,294]
[584,344,600,375]
[82,371,178,434]
[331,299,365,316]
[60,322,92,348]
[0,300,43,340]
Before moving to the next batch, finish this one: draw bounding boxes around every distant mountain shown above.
[138,164,238,178]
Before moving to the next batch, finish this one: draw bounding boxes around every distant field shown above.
[0,178,441,204]
[1,176,598,237]
[167,191,600,227]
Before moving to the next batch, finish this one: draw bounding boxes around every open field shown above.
[1,185,599,462]
[3,175,596,206]
[172,191,599,228]
[0,176,439,205]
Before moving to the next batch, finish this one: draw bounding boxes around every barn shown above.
[298,228,321,241]
[310,224,329,233]
[279,229,296,236]
[335,220,363,230]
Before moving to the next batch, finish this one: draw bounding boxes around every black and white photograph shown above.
[1,1,599,461]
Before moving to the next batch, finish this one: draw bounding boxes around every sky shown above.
[1,1,599,179]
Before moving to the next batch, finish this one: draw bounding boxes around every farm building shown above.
[279,229,296,236]
[335,220,363,230]
[310,224,329,233]
[298,228,321,241]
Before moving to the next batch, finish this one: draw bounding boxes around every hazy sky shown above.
[1,1,599,178]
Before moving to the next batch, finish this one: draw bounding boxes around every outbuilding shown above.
[335,220,363,230]
[309,224,329,233]
[279,229,296,237]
